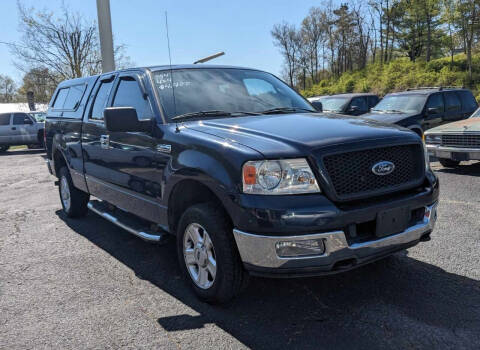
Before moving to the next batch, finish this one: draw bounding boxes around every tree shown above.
[457,0,480,83]
[0,75,17,103]
[271,22,301,87]
[17,68,59,103]
[12,2,132,83]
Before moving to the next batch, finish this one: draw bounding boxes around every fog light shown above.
[275,239,325,258]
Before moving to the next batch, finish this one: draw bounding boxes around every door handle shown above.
[11,127,16,130]
[100,134,110,149]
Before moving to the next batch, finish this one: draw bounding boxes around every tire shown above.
[58,167,90,218]
[439,158,460,168]
[0,145,9,153]
[176,202,247,304]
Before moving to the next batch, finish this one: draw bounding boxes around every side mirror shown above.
[427,107,440,115]
[104,107,151,133]
[24,118,33,125]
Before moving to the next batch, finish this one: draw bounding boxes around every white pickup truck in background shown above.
[0,112,45,152]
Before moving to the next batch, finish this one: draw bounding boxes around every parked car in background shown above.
[45,65,438,304]
[425,107,480,167]
[0,112,45,152]
[362,87,478,137]
[307,93,380,115]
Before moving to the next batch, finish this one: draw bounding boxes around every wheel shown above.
[439,158,460,168]
[58,167,90,218]
[176,202,247,304]
[0,145,9,153]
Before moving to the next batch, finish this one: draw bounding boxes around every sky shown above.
[0,0,324,84]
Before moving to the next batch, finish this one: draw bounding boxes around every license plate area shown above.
[376,207,411,238]
[451,152,469,161]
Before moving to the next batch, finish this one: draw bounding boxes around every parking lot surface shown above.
[1,150,479,349]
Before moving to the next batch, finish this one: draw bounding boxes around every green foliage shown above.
[302,54,480,98]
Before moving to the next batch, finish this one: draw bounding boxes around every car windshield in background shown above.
[153,68,314,121]
[372,94,426,114]
[318,97,350,112]
[470,108,480,118]
[29,113,46,122]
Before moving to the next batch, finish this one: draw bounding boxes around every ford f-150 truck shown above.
[45,65,438,304]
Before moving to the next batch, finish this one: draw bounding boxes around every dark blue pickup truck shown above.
[45,65,438,304]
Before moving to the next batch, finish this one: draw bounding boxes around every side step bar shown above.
[87,200,169,244]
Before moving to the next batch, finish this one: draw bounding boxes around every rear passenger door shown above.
[0,113,12,144]
[443,91,463,122]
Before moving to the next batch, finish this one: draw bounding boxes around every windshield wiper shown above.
[372,109,404,114]
[259,107,315,115]
[172,110,232,121]
[172,110,262,121]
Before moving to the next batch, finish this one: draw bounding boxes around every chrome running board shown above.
[87,200,168,243]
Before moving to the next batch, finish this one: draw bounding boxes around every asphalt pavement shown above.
[1,149,479,349]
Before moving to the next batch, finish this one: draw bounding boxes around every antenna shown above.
[194,52,225,64]
[165,11,177,118]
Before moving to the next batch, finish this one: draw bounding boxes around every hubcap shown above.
[60,176,71,212]
[183,223,217,289]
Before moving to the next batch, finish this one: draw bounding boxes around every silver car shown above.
[0,112,45,152]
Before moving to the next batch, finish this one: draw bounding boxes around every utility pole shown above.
[96,0,115,72]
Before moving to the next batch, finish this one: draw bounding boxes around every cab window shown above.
[426,93,444,112]
[112,77,153,120]
[458,91,478,111]
[0,113,10,125]
[52,88,69,109]
[444,92,461,112]
[367,96,379,109]
[90,79,114,120]
[63,84,86,110]
[13,113,31,125]
[350,97,368,113]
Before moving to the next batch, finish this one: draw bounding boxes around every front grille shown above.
[441,134,480,148]
[322,144,424,200]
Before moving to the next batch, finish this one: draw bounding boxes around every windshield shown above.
[153,68,314,120]
[318,97,350,112]
[372,94,426,114]
[28,112,46,122]
[470,107,480,118]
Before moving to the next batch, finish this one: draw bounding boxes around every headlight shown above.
[242,158,320,195]
[423,142,430,170]
[425,134,441,144]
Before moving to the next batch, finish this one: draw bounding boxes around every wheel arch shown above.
[167,178,235,235]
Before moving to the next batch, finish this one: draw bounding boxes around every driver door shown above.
[11,113,37,144]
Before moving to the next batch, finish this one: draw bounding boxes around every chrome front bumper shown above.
[427,145,480,160]
[233,203,437,271]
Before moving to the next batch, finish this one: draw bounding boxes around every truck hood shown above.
[426,117,480,133]
[183,113,417,157]
[361,111,415,124]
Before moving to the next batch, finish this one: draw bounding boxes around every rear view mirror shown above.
[24,118,33,125]
[104,107,151,133]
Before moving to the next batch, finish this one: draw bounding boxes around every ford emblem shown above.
[372,161,395,176]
